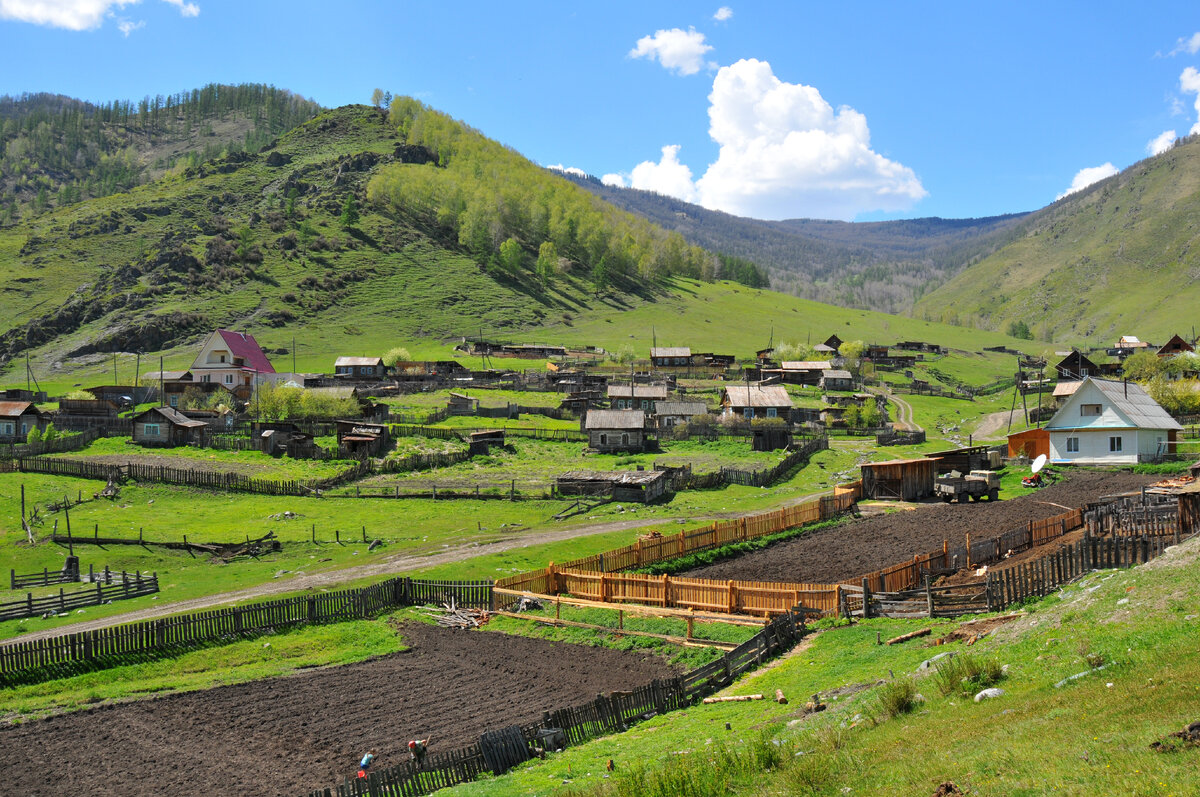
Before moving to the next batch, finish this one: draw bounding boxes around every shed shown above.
[467,429,506,455]
[252,421,316,458]
[556,469,668,503]
[1007,428,1050,460]
[583,409,647,452]
[859,458,936,501]
[448,392,480,415]
[336,420,390,458]
[57,398,119,418]
[928,445,994,474]
[131,406,207,448]
[752,426,792,451]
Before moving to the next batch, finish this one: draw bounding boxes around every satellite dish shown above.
[1031,454,1048,474]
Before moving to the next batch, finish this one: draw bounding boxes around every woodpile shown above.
[420,598,491,629]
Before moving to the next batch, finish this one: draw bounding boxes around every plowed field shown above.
[682,471,1158,585]
[0,622,677,796]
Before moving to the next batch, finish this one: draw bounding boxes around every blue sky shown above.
[2,1,1200,221]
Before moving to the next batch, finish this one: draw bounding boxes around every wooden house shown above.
[694,352,736,368]
[1115,335,1150,352]
[720,384,794,420]
[556,469,668,503]
[654,401,708,429]
[1054,351,1099,381]
[57,398,119,418]
[819,369,854,391]
[772,361,831,386]
[2,388,47,402]
[1044,377,1181,465]
[650,347,692,368]
[813,343,838,356]
[336,420,390,458]
[584,409,647,452]
[0,401,48,442]
[131,406,207,448]
[1157,334,1195,358]
[824,334,844,351]
[559,388,604,414]
[859,458,936,501]
[334,356,387,380]
[607,383,669,412]
[755,347,776,365]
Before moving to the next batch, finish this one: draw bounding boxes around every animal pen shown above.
[859,458,936,500]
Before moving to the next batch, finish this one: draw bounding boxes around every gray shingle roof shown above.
[722,384,794,408]
[651,347,691,358]
[1089,378,1182,430]
[607,384,669,399]
[654,401,708,416]
[585,409,647,430]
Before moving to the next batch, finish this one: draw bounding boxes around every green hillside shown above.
[915,132,1200,344]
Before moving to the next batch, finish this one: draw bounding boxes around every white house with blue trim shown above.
[1045,378,1181,465]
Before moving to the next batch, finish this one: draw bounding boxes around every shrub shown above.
[932,653,1005,698]
[872,678,919,720]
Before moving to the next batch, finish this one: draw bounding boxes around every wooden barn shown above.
[336,420,390,458]
[654,401,708,429]
[859,458,936,501]
[555,469,669,503]
[131,406,207,448]
[447,392,480,415]
[819,369,854,391]
[1007,428,1050,460]
[928,445,995,474]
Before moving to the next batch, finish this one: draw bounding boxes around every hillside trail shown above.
[973,409,1020,440]
[7,492,829,645]
[868,386,921,432]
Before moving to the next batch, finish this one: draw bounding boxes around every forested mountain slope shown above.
[562,173,1029,314]
[0,84,322,225]
[914,132,1200,343]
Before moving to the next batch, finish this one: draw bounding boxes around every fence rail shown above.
[0,577,492,679]
[0,573,158,622]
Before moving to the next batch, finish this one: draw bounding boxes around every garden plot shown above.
[680,471,1159,585]
[0,622,678,797]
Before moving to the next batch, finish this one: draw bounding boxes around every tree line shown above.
[367,97,762,290]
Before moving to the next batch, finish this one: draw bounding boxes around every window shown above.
[202,375,211,383]
[143,423,161,436]
[599,433,608,446]
[641,400,650,410]
[621,433,630,446]
[224,374,234,384]
[0,422,13,436]
[20,422,28,433]
[169,395,179,407]
[1110,436,1123,452]
[1080,404,1102,416]
[1066,437,1079,453]
[1080,367,1088,377]
[744,408,754,419]
[766,408,777,418]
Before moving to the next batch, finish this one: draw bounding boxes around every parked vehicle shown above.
[935,470,1000,503]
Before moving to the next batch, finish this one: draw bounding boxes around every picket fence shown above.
[0,577,492,680]
[305,609,807,797]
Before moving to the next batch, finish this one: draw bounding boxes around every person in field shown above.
[357,749,377,778]
[407,739,429,765]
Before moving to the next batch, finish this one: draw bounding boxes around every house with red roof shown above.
[189,329,275,390]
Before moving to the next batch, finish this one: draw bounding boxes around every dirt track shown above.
[0,622,677,797]
[683,471,1157,585]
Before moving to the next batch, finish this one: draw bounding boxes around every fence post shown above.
[861,578,871,619]
[924,575,933,618]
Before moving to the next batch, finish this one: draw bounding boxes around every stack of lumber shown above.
[421,598,491,628]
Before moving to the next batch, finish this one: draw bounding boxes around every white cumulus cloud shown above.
[1181,66,1200,135]
[615,58,926,220]
[628,145,699,202]
[1147,129,1177,156]
[629,27,713,76]
[116,15,142,34]
[1057,163,1119,200]
[713,6,733,21]
[1169,32,1200,56]
[601,173,628,188]
[0,0,198,30]
[546,164,588,179]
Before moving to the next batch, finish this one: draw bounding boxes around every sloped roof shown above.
[585,409,646,430]
[608,384,669,399]
[1053,380,1082,398]
[655,401,708,416]
[335,356,385,367]
[143,370,192,382]
[217,329,275,374]
[307,386,360,399]
[822,370,853,380]
[651,347,691,358]
[0,401,38,418]
[1047,377,1181,431]
[780,361,832,371]
[137,406,207,428]
[722,384,794,408]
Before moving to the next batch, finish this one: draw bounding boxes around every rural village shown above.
[4,14,1200,792]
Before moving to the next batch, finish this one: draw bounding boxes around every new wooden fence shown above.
[0,577,492,680]
[305,609,807,797]
[0,573,158,622]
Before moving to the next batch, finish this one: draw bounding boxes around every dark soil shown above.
[683,471,1157,585]
[0,622,677,796]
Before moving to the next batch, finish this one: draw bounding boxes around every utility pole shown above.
[292,334,296,374]
[113,352,118,385]
[159,356,164,408]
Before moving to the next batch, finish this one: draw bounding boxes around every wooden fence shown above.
[0,573,158,622]
[0,427,102,458]
[1085,498,1180,538]
[306,609,807,797]
[11,565,80,589]
[0,577,492,680]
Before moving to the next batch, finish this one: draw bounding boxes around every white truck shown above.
[935,470,1000,503]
